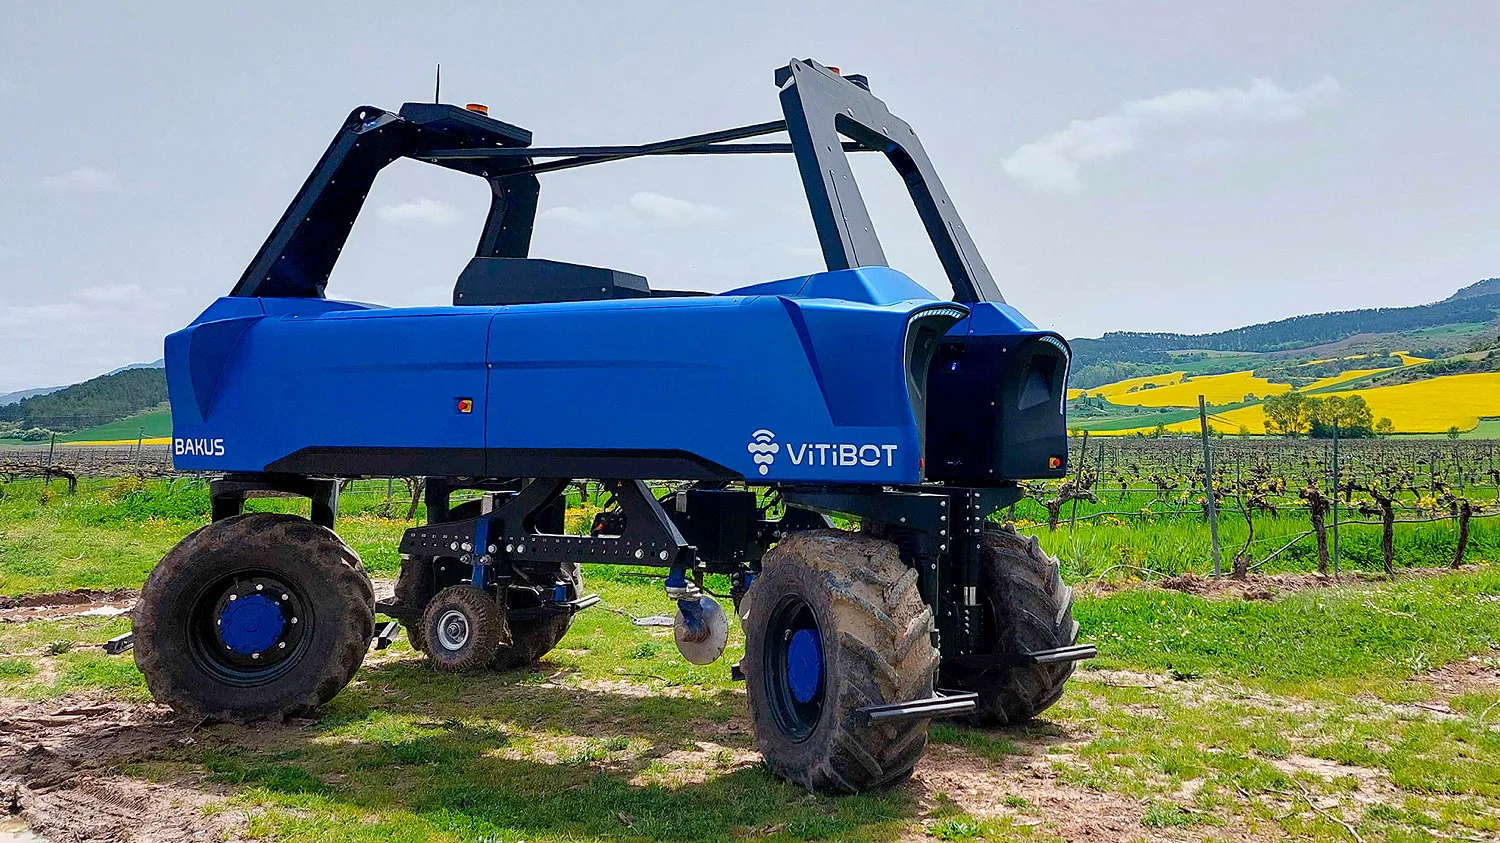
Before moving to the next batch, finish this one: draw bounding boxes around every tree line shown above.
[0,368,167,434]
[1261,392,1393,438]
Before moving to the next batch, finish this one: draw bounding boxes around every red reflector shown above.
[457,398,473,414]
[1048,456,1063,469]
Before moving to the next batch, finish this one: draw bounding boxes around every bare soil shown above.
[1156,571,1335,600]
[0,591,138,624]
[1100,565,1486,601]
[0,684,1264,843]
[0,698,247,842]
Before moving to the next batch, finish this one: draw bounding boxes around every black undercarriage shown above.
[207,471,1038,663]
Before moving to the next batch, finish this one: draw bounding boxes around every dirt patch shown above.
[1154,571,1335,601]
[914,743,1140,838]
[1422,655,1500,698]
[1091,565,1486,603]
[629,740,760,787]
[0,589,138,623]
[0,697,246,841]
[1267,754,1391,802]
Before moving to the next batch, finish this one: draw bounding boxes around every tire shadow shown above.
[1,657,929,841]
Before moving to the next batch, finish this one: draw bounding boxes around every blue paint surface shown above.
[166,266,1058,481]
[787,628,823,704]
[217,594,286,655]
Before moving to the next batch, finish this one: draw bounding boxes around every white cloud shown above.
[0,245,16,258]
[539,205,596,226]
[75,283,145,303]
[0,301,84,328]
[0,282,166,329]
[43,166,121,193]
[0,282,186,388]
[625,192,731,227]
[540,193,731,229]
[0,78,14,96]
[376,198,462,226]
[1002,76,1341,193]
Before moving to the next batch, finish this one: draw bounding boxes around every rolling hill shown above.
[0,386,64,407]
[1071,277,1500,376]
[1066,277,1500,435]
[0,367,168,433]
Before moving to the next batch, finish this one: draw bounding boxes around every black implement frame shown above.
[231,59,1001,305]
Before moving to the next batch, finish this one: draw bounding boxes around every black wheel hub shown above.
[189,573,310,686]
[762,595,825,741]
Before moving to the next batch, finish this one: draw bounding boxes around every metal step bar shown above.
[1016,644,1098,666]
[103,632,134,655]
[856,690,978,726]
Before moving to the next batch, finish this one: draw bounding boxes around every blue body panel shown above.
[166,267,1053,483]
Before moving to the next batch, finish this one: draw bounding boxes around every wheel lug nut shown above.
[278,642,286,649]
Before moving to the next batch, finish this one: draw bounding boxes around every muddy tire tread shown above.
[745,530,937,794]
[945,522,1078,727]
[134,513,374,723]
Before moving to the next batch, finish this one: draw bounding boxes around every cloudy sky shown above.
[1,2,1496,391]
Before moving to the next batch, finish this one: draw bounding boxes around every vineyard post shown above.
[134,428,144,472]
[1097,439,1107,503]
[44,432,56,489]
[1331,421,1341,579]
[1069,430,1090,532]
[1198,396,1222,577]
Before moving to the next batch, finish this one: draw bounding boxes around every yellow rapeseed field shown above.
[1098,370,1288,408]
[64,437,173,447]
[1078,353,1426,409]
[1304,366,1397,390]
[1067,371,1185,401]
[1094,371,1500,435]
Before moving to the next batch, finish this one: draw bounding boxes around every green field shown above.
[0,479,1497,841]
[1071,400,1260,433]
[0,406,172,447]
[62,405,172,441]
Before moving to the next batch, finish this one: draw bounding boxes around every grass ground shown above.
[0,479,1498,841]
[1391,418,1500,440]
[60,406,172,442]
[1016,489,1500,582]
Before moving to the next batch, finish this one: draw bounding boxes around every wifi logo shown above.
[747,429,779,476]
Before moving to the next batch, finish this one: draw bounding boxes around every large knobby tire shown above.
[394,561,432,653]
[742,530,937,794]
[135,513,374,722]
[395,498,487,653]
[941,523,1079,727]
[489,563,582,671]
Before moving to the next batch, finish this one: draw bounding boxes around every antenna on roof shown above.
[434,63,441,104]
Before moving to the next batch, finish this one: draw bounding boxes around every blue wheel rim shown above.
[188,572,310,686]
[218,593,286,655]
[763,595,824,741]
[786,629,822,704]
